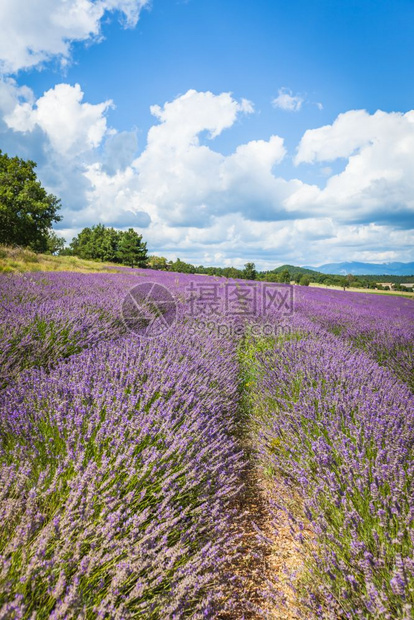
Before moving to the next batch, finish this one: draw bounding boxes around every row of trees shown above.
[65,225,148,267]
[145,258,381,289]
[146,258,302,283]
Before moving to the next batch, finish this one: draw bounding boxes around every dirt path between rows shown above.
[219,437,308,619]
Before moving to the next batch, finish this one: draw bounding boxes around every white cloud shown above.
[84,90,295,228]
[4,83,112,156]
[291,109,414,226]
[79,98,414,264]
[148,89,253,147]
[295,109,414,165]
[0,0,149,73]
[1,85,413,266]
[272,87,304,112]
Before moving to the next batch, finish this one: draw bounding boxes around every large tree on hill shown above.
[0,150,62,251]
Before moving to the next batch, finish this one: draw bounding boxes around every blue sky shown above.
[0,0,413,267]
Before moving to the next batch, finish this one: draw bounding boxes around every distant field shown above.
[0,245,127,273]
[309,280,414,298]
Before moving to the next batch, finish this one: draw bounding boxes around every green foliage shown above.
[279,269,291,283]
[70,225,148,267]
[259,272,282,282]
[169,258,196,273]
[0,150,62,251]
[341,276,350,290]
[299,275,311,286]
[116,228,148,267]
[45,230,66,255]
[196,264,244,278]
[242,262,257,280]
[260,267,291,283]
[148,255,169,270]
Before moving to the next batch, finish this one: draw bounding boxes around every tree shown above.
[280,269,291,283]
[70,225,148,266]
[148,255,168,270]
[116,228,148,267]
[70,224,120,262]
[170,258,196,274]
[243,262,257,280]
[0,150,62,251]
[263,273,282,283]
[45,230,66,255]
[70,227,94,259]
[299,275,311,286]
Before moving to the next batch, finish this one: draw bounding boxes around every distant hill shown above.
[304,261,414,276]
[269,264,321,277]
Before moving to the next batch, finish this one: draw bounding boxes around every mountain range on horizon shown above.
[303,261,414,276]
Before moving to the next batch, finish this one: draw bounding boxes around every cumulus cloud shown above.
[5,83,112,156]
[83,97,414,263]
[292,109,414,226]
[148,89,253,148]
[296,109,386,164]
[272,87,304,112]
[1,83,413,265]
[0,0,149,73]
[84,90,300,228]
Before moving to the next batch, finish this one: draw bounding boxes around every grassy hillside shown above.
[0,246,127,274]
[268,264,322,278]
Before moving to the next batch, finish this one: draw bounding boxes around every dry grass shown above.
[308,281,414,298]
[0,245,127,274]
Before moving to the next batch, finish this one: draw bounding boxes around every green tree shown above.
[170,258,196,274]
[341,277,350,291]
[116,228,148,267]
[299,275,311,286]
[45,230,66,255]
[0,150,62,251]
[148,255,168,270]
[93,224,120,262]
[70,227,94,259]
[263,272,282,283]
[70,225,120,262]
[280,269,291,283]
[70,225,147,266]
[243,262,257,280]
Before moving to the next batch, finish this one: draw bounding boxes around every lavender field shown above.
[1,269,414,619]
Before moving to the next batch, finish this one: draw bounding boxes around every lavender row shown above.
[0,324,244,618]
[295,287,414,390]
[244,321,414,618]
[0,270,197,388]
